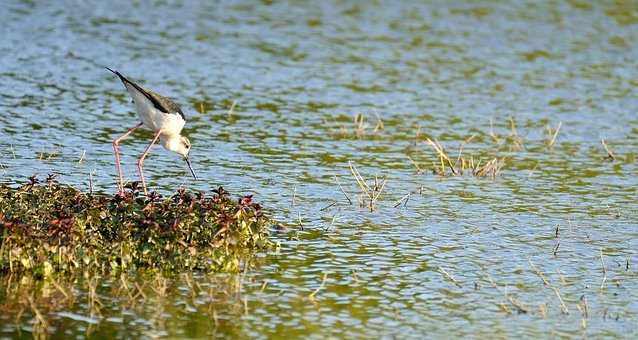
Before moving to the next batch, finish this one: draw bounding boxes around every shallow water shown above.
[1,0,638,338]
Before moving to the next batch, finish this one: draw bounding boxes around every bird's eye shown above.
[185,144,190,149]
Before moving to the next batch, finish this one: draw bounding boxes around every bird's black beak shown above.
[185,157,198,180]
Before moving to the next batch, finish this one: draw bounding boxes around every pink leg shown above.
[112,122,144,195]
[137,130,163,196]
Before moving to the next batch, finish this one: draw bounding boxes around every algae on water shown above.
[0,176,271,277]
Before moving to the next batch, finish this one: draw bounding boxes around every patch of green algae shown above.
[0,176,271,278]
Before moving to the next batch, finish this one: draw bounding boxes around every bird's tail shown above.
[105,66,132,85]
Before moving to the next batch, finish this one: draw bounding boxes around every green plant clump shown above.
[0,176,271,278]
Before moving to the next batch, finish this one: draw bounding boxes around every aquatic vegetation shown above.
[600,139,616,161]
[348,161,386,211]
[543,122,562,149]
[0,176,271,278]
[326,112,385,139]
[424,137,505,178]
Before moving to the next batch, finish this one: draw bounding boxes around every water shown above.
[1,0,637,338]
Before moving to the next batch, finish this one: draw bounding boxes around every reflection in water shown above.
[1,0,638,338]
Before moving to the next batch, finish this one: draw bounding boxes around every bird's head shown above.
[164,136,198,180]
[175,136,192,157]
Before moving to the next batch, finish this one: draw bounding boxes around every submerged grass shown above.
[0,176,271,278]
[348,161,386,211]
[424,137,505,178]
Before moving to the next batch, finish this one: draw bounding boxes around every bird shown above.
[106,67,197,196]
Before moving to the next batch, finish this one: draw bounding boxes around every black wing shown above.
[106,67,173,115]
[146,90,185,120]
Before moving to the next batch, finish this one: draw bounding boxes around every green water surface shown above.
[1,0,637,338]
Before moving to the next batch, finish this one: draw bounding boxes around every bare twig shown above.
[578,295,589,319]
[373,110,384,133]
[308,273,328,301]
[407,155,424,174]
[485,272,528,314]
[393,193,411,208]
[348,161,386,211]
[78,150,86,164]
[528,259,550,286]
[553,242,560,257]
[291,185,297,207]
[88,171,94,195]
[297,212,303,230]
[507,117,524,151]
[334,175,352,205]
[425,138,458,175]
[545,122,562,148]
[600,248,607,290]
[527,162,539,178]
[227,100,237,117]
[553,287,569,314]
[439,267,462,287]
[601,139,616,161]
[319,201,337,211]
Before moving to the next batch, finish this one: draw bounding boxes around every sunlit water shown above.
[1,0,637,338]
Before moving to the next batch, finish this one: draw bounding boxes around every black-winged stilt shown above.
[106,67,197,195]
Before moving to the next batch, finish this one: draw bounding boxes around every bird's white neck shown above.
[161,134,182,153]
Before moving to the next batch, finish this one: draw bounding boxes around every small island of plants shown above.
[0,175,272,278]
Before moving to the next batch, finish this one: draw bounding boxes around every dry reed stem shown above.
[507,117,524,151]
[291,185,296,207]
[473,158,504,178]
[544,121,562,148]
[600,248,607,291]
[348,161,386,211]
[455,134,476,170]
[424,137,503,178]
[438,267,462,288]
[393,192,411,208]
[227,100,237,117]
[485,273,528,314]
[538,303,548,318]
[407,155,424,174]
[353,113,366,138]
[351,270,360,284]
[320,201,337,211]
[601,139,616,161]
[552,287,569,314]
[528,259,550,286]
[8,144,16,159]
[334,175,352,205]
[78,150,86,164]
[414,124,422,145]
[527,162,539,178]
[373,110,384,133]
[425,138,458,175]
[294,212,302,229]
[556,269,568,286]
[308,273,328,301]
[527,259,571,315]
[577,295,589,319]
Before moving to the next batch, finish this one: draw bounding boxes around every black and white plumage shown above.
[106,67,197,195]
